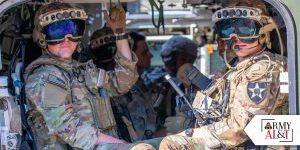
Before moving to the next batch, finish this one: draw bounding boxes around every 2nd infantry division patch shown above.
[247,82,267,104]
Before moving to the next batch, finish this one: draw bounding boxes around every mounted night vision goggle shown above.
[38,8,88,45]
[212,7,277,44]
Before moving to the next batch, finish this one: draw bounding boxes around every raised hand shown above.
[103,6,126,34]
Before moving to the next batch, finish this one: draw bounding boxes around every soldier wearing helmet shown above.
[159,0,288,149]
[23,2,161,149]
[90,28,159,141]
[158,35,199,135]
[89,26,117,70]
[160,35,198,75]
[108,31,158,141]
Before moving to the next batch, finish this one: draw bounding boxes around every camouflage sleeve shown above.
[25,66,100,149]
[102,51,138,97]
[192,58,287,149]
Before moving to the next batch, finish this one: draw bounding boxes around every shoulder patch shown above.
[246,81,267,104]
[47,74,66,89]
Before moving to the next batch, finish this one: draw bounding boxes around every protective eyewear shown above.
[42,19,85,45]
[214,18,262,43]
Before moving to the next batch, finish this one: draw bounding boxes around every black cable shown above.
[159,0,165,34]
[149,0,165,34]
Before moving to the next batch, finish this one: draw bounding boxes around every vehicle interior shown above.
[0,0,290,74]
[0,0,297,149]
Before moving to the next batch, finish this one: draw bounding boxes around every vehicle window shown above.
[148,40,164,66]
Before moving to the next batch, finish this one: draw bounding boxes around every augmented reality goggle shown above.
[214,18,262,43]
[42,19,85,45]
[38,8,87,45]
[212,7,276,43]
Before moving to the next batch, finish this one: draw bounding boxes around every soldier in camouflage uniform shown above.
[24,2,159,150]
[90,29,159,141]
[89,26,117,71]
[160,35,198,135]
[159,0,288,149]
[112,32,159,141]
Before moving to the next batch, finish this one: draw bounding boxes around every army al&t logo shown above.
[245,115,300,145]
[262,119,292,142]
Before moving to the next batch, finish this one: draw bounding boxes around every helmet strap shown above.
[76,42,82,52]
[259,32,272,49]
[33,28,47,49]
[258,18,276,35]
[258,17,275,50]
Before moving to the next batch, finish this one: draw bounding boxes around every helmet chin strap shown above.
[224,37,236,70]
[226,37,235,51]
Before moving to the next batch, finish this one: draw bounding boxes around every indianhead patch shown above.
[247,82,267,104]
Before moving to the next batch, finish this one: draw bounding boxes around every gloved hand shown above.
[164,108,191,134]
[103,6,126,34]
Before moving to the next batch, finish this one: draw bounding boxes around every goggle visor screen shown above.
[215,18,262,38]
[43,19,85,40]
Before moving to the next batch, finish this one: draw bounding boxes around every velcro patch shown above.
[247,82,267,104]
[42,83,67,108]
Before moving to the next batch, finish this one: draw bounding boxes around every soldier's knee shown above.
[130,143,156,150]
[159,135,185,150]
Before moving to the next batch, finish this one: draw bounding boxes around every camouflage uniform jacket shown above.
[24,52,138,150]
[194,51,288,148]
[160,51,288,149]
[114,78,157,140]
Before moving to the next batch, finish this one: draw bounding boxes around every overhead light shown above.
[199,4,208,8]
[126,20,132,24]
[190,23,196,27]
[211,4,221,10]
[172,19,178,23]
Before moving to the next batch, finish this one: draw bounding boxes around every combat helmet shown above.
[160,35,198,63]
[32,2,88,49]
[89,25,134,70]
[212,0,279,50]
[89,26,118,70]
[213,0,284,69]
